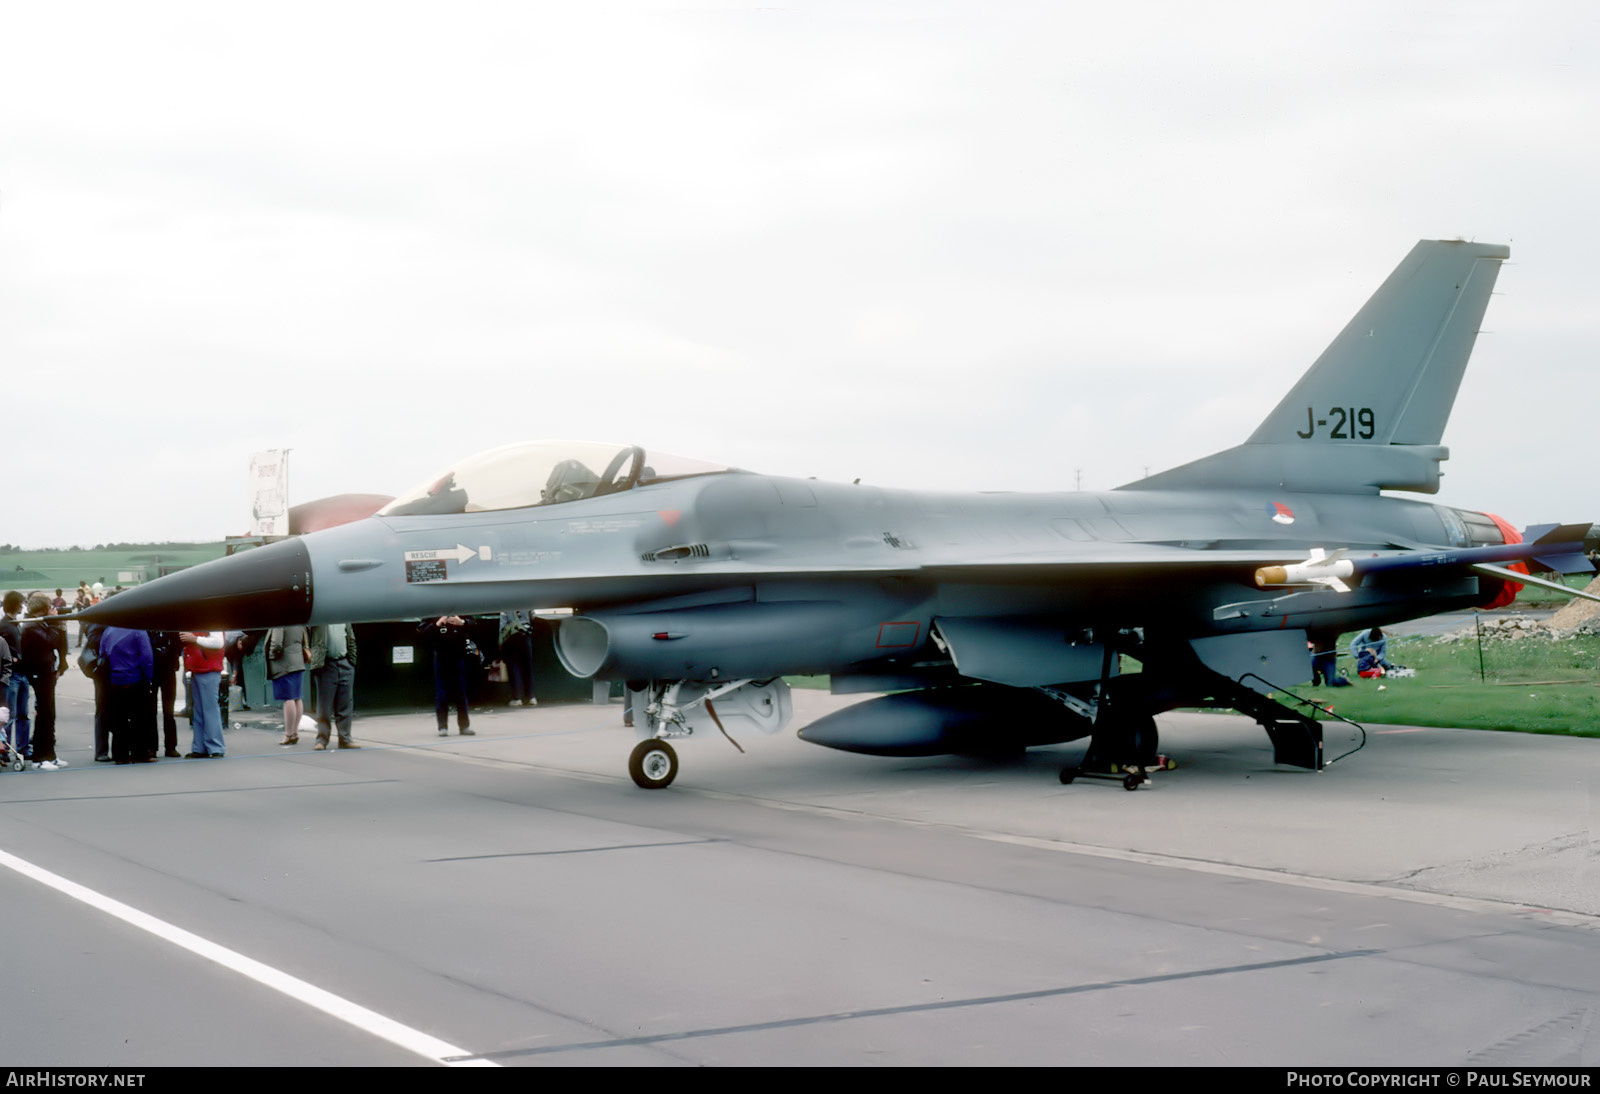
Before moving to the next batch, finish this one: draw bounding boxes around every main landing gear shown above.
[1058,711,1173,791]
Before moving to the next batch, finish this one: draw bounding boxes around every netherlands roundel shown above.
[1268,502,1295,525]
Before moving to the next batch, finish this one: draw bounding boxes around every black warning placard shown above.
[405,558,449,583]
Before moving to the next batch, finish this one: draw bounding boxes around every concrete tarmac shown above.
[1,669,1596,1066]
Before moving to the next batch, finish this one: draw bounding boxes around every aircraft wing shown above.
[912,541,1600,604]
[911,542,1337,582]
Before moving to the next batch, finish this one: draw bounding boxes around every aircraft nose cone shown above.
[75,537,314,631]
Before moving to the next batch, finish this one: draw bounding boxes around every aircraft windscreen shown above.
[379,441,733,516]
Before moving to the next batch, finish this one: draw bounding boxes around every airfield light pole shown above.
[1474,611,1486,682]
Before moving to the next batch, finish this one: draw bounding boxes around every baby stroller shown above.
[0,705,24,772]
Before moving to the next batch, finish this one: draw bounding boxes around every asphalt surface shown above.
[1386,608,1557,638]
[1,667,1596,1067]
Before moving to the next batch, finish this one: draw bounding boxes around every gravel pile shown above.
[1434,593,1600,643]
[1546,573,1600,632]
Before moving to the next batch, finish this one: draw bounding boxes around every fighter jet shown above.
[80,240,1600,789]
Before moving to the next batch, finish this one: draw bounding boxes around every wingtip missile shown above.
[1255,524,1599,600]
[1253,548,1353,592]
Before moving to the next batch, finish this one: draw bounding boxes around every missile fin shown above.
[1527,523,1592,545]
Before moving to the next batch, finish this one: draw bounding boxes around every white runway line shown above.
[0,847,498,1067]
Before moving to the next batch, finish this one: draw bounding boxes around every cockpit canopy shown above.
[378,441,734,517]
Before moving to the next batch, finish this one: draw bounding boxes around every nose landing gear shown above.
[629,739,679,789]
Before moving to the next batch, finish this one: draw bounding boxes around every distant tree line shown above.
[0,541,225,553]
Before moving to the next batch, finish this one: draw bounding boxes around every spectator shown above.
[1,591,27,761]
[223,630,253,713]
[308,624,359,750]
[21,592,69,770]
[180,631,226,758]
[0,624,12,762]
[82,617,111,761]
[498,610,538,707]
[149,630,182,758]
[420,615,475,736]
[267,626,309,746]
[73,585,92,645]
[1349,627,1396,678]
[1308,636,1350,688]
[101,625,154,764]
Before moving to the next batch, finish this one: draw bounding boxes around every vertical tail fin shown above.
[1127,240,1509,495]
[1249,239,1509,447]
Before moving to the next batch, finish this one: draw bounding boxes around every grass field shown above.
[0,544,226,592]
[794,633,1600,737]
[1288,631,1600,737]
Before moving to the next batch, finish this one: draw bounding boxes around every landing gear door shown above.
[935,617,1110,688]
[1188,630,1311,693]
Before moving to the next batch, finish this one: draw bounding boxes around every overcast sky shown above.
[2,0,1597,547]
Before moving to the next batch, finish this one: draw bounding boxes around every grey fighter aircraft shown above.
[80,239,1600,789]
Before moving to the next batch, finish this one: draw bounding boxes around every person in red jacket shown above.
[180,631,226,758]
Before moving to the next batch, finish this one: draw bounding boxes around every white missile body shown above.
[1254,548,1355,592]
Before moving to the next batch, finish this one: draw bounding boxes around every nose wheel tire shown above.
[629,739,679,789]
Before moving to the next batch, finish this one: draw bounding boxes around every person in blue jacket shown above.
[1349,627,1395,677]
[100,625,154,764]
